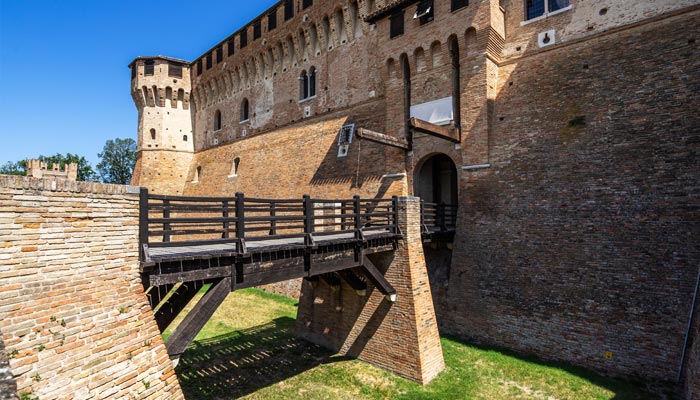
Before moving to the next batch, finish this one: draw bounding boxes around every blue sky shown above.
[0,0,277,167]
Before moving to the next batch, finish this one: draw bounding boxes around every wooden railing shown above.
[139,189,400,255]
[420,201,458,233]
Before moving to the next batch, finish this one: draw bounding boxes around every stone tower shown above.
[129,56,194,195]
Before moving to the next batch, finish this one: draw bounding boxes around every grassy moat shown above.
[166,288,665,400]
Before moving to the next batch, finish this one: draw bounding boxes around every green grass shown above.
[167,288,664,400]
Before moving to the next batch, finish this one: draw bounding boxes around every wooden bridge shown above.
[138,189,456,360]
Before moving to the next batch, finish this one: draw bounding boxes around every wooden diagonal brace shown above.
[410,117,460,143]
[356,128,410,150]
[337,269,368,296]
[154,281,205,332]
[359,256,397,302]
[165,277,231,359]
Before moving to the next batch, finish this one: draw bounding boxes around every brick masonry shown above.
[128,0,700,393]
[296,197,445,384]
[0,175,183,399]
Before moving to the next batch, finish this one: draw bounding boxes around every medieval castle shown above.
[125,0,699,394]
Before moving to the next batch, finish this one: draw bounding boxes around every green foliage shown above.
[0,160,26,176]
[96,138,136,184]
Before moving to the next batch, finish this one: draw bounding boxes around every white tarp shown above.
[410,96,453,126]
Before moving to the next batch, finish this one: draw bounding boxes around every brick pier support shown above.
[296,196,445,384]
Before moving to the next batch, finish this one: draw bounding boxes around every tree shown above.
[96,138,136,184]
[0,154,96,181]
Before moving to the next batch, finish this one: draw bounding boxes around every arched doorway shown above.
[415,154,458,207]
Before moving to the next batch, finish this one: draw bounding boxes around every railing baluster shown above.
[269,202,277,236]
[163,199,171,243]
[354,195,362,237]
[303,195,314,235]
[222,200,229,239]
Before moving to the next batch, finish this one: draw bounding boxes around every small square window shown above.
[168,62,183,78]
[268,10,277,31]
[240,30,248,49]
[284,0,294,21]
[415,0,434,25]
[227,38,235,56]
[451,0,468,12]
[525,0,569,20]
[144,60,155,76]
[390,11,404,39]
[253,19,262,40]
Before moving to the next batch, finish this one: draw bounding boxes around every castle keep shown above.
[128,0,700,395]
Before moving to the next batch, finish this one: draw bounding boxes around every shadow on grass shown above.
[439,334,678,400]
[175,316,342,399]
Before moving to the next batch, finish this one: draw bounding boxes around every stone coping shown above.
[0,175,140,195]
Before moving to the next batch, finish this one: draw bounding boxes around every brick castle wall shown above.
[0,176,183,399]
[444,9,700,382]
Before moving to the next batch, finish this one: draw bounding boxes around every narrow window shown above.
[240,30,248,49]
[309,67,316,98]
[448,36,461,128]
[284,0,294,21]
[231,157,241,176]
[214,110,222,131]
[414,0,434,25]
[150,129,156,140]
[227,38,235,56]
[241,98,250,122]
[168,62,183,78]
[300,70,309,100]
[194,166,201,182]
[197,60,203,75]
[144,60,155,76]
[253,19,262,40]
[302,0,313,9]
[268,9,277,31]
[451,0,468,12]
[401,55,411,145]
[131,66,136,80]
[206,53,213,69]
[183,135,188,142]
[216,46,223,63]
[390,11,404,39]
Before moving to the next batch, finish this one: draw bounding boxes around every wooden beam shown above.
[320,273,342,287]
[410,117,460,143]
[359,256,397,302]
[154,281,205,332]
[146,283,175,310]
[147,266,231,286]
[165,277,231,359]
[356,128,410,150]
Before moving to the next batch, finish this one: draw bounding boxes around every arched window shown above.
[194,166,202,183]
[241,98,250,122]
[150,129,156,140]
[214,110,222,131]
[183,135,188,142]
[299,67,317,100]
[231,157,241,176]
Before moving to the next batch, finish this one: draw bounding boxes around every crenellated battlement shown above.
[26,159,78,181]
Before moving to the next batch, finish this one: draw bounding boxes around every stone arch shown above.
[386,58,396,80]
[266,48,275,78]
[286,35,296,68]
[465,27,477,56]
[430,41,444,68]
[298,28,307,62]
[309,23,320,56]
[413,153,458,207]
[414,47,426,73]
[333,8,347,45]
[321,16,332,50]
[274,42,284,73]
[349,0,362,38]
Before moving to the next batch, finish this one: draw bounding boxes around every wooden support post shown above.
[437,202,446,232]
[222,200,229,239]
[154,281,205,332]
[303,195,314,235]
[165,277,231,359]
[235,192,245,253]
[392,196,400,235]
[139,188,149,261]
[353,195,362,239]
[359,256,397,302]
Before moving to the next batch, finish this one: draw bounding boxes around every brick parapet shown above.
[0,177,183,399]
